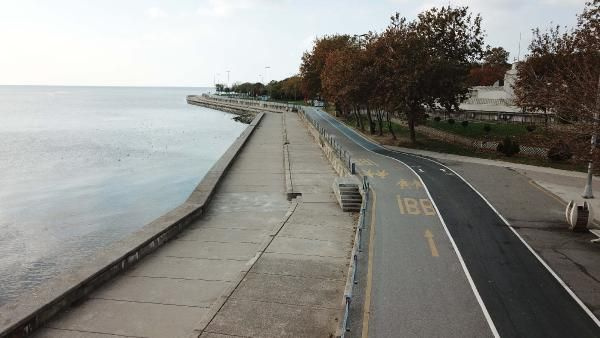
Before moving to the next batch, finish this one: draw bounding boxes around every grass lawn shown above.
[341,114,586,172]
[425,119,535,140]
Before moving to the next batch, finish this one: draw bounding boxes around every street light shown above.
[265,66,271,98]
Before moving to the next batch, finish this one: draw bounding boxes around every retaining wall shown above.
[0,112,265,338]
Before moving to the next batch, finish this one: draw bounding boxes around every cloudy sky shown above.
[0,0,586,87]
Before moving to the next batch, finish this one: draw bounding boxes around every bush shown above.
[433,116,441,122]
[448,118,455,125]
[424,113,430,119]
[526,125,536,132]
[483,124,492,133]
[497,137,520,156]
[548,141,573,162]
[461,120,469,127]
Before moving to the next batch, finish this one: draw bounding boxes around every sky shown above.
[0,0,586,87]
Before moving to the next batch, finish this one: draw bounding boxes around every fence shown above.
[392,118,550,159]
[298,107,368,337]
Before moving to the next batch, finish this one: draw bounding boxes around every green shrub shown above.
[461,120,469,127]
[448,118,455,125]
[548,141,572,162]
[424,113,430,119]
[483,124,492,133]
[433,116,441,122]
[526,125,536,132]
[497,137,520,156]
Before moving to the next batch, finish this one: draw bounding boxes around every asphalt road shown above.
[303,107,600,337]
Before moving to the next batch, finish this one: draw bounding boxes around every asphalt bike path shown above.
[304,107,600,337]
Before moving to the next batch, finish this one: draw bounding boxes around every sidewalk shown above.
[200,111,355,337]
[34,112,354,338]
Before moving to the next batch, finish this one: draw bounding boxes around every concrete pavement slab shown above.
[299,193,337,203]
[157,240,261,260]
[91,275,230,307]
[267,236,350,258]
[218,173,284,187]
[278,225,354,244]
[250,252,348,280]
[216,184,285,193]
[200,333,241,338]
[33,328,118,338]
[126,256,248,281]
[287,213,355,228]
[231,272,343,309]
[190,211,284,230]
[46,298,208,338]
[178,227,267,244]
[204,299,339,338]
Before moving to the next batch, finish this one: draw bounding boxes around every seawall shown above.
[0,110,265,337]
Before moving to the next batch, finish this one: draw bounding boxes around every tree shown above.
[321,44,364,129]
[515,1,599,126]
[378,7,484,142]
[300,35,353,99]
[484,47,510,67]
[468,46,511,86]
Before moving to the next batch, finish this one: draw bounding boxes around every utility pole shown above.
[582,74,600,199]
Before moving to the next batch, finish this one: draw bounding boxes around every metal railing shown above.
[298,107,370,337]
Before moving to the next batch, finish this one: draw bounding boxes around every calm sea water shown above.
[0,86,245,305]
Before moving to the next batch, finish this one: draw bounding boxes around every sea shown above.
[0,86,246,305]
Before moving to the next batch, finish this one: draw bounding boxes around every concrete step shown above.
[333,177,362,213]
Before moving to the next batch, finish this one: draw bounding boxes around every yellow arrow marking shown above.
[424,229,439,257]
[375,170,388,178]
[397,179,411,189]
[364,169,375,177]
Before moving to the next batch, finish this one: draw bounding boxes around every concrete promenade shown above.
[33,112,355,337]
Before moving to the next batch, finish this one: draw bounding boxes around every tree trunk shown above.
[366,105,374,134]
[408,110,416,143]
[386,112,396,140]
[377,111,384,136]
[355,106,364,131]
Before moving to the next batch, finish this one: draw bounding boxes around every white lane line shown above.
[310,108,500,337]
[397,152,600,329]
[316,108,600,328]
